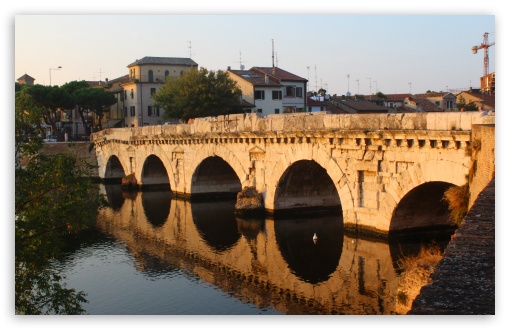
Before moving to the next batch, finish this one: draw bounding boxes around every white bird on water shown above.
[313,233,318,243]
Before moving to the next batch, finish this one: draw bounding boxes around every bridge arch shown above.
[273,159,342,215]
[264,144,354,215]
[104,155,127,181]
[187,144,248,198]
[140,154,171,189]
[382,160,468,233]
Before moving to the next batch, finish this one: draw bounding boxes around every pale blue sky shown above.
[13,9,497,96]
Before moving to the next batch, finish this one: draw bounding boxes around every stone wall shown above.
[38,141,99,178]
[469,124,496,209]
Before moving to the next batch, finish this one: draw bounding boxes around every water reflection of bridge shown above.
[99,184,439,314]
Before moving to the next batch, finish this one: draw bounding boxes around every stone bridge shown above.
[91,111,495,235]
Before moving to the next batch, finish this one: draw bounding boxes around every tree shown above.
[15,88,104,314]
[62,81,116,135]
[153,68,242,122]
[375,91,387,99]
[23,84,74,141]
[456,95,479,112]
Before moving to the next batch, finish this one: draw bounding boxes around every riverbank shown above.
[408,178,495,314]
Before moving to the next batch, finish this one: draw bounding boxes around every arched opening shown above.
[140,155,171,191]
[190,156,241,201]
[141,190,172,228]
[104,155,126,183]
[273,160,341,217]
[390,181,457,236]
[148,69,154,82]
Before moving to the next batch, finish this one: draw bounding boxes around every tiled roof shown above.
[17,73,35,81]
[408,95,444,112]
[127,56,198,67]
[460,91,495,109]
[251,67,307,82]
[229,69,281,87]
[307,97,327,106]
[337,100,389,113]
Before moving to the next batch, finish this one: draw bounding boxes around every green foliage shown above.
[61,80,116,134]
[375,91,387,99]
[15,89,104,314]
[457,95,479,112]
[153,68,242,122]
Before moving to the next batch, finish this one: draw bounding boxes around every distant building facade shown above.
[227,66,307,117]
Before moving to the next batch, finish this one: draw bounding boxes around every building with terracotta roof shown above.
[228,66,307,117]
[456,89,495,112]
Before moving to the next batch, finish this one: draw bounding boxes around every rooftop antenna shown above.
[356,79,359,95]
[239,51,245,70]
[409,82,412,94]
[307,66,310,90]
[314,65,318,92]
[275,52,279,67]
[97,68,104,81]
[347,74,350,97]
[272,39,275,68]
[366,77,372,98]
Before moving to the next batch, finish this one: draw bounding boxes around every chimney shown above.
[227,66,231,71]
[265,74,269,84]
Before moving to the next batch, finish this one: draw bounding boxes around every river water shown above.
[53,184,452,315]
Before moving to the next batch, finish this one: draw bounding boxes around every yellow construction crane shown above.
[472,32,495,77]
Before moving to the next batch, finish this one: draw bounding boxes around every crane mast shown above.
[472,32,495,77]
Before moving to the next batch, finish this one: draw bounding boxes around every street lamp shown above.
[49,66,62,86]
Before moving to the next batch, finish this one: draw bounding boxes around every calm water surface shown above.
[54,184,451,315]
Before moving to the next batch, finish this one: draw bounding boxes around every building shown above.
[480,72,495,95]
[227,66,307,117]
[403,92,457,112]
[17,74,35,85]
[119,56,198,127]
[456,88,495,112]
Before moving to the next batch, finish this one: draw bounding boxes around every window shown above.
[257,109,263,114]
[124,107,127,117]
[130,106,135,117]
[148,70,154,82]
[165,70,169,79]
[285,86,296,97]
[148,106,160,116]
[272,91,282,100]
[130,89,134,99]
[151,88,156,96]
[446,100,454,109]
[296,87,303,97]
[255,90,265,100]
[124,90,127,99]
[274,109,280,114]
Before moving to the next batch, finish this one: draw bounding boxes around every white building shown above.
[228,66,307,117]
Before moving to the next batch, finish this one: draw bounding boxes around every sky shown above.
[12,5,498,97]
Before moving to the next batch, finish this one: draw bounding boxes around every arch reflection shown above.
[104,183,125,211]
[274,215,344,285]
[191,200,241,252]
[141,189,172,228]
